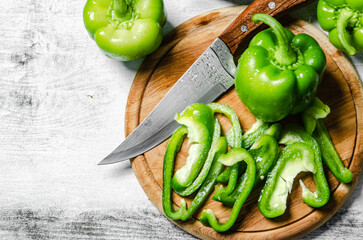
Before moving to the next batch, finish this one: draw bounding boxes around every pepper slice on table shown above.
[171,103,215,192]
[258,142,317,218]
[279,124,330,208]
[235,14,326,122]
[317,0,363,55]
[200,148,256,232]
[83,0,166,61]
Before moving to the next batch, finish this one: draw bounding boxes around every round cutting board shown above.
[126,6,363,240]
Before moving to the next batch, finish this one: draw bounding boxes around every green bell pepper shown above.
[235,14,326,122]
[302,97,330,135]
[83,0,166,61]
[258,142,317,218]
[280,124,330,208]
[171,103,215,191]
[317,0,363,55]
[200,148,256,232]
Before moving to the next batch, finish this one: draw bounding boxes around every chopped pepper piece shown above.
[317,0,363,55]
[235,14,326,122]
[302,97,330,135]
[200,148,256,232]
[258,142,316,218]
[83,0,166,61]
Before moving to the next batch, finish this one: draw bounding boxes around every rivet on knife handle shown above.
[219,0,314,54]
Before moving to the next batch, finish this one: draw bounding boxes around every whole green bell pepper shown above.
[235,14,326,122]
[83,0,166,61]
[317,0,363,55]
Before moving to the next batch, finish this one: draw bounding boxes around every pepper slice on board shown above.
[200,148,256,232]
[213,124,281,207]
[258,142,316,218]
[317,0,363,55]
[171,103,215,192]
[301,98,353,183]
[280,124,330,208]
[83,0,166,61]
[235,14,326,122]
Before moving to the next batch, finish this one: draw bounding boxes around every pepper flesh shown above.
[83,0,166,61]
[235,14,326,122]
[317,0,363,55]
[200,148,256,232]
[258,142,316,218]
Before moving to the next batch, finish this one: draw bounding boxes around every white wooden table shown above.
[0,0,362,239]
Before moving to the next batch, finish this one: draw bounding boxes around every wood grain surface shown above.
[1,1,363,240]
[127,5,363,240]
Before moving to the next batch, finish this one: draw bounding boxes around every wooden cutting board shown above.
[126,6,363,240]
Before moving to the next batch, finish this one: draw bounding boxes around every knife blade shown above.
[99,38,235,165]
[99,0,312,165]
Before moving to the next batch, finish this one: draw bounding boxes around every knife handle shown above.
[219,0,313,54]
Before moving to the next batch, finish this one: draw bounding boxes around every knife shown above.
[99,0,313,165]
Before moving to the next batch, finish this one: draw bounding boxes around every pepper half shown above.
[235,14,326,122]
[317,0,363,55]
[83,0,166,61]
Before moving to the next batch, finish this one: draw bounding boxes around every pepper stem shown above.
[337,8,357,55]
[113,0,130,19]
[252,14,297,66]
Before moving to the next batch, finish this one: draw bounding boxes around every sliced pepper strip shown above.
[208,102,243,148]
[280,124,330,208]
[215,119,270,192]
[171,103,215,191]
[313,119,353,183]
[180,137,228,220]
[213,124,281,207]
[258,142,316,218]
[175,119,221,196]
[200,148,256,232]
[162,126,188,220]
[208,102,244,195]
[302,98,352,183]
